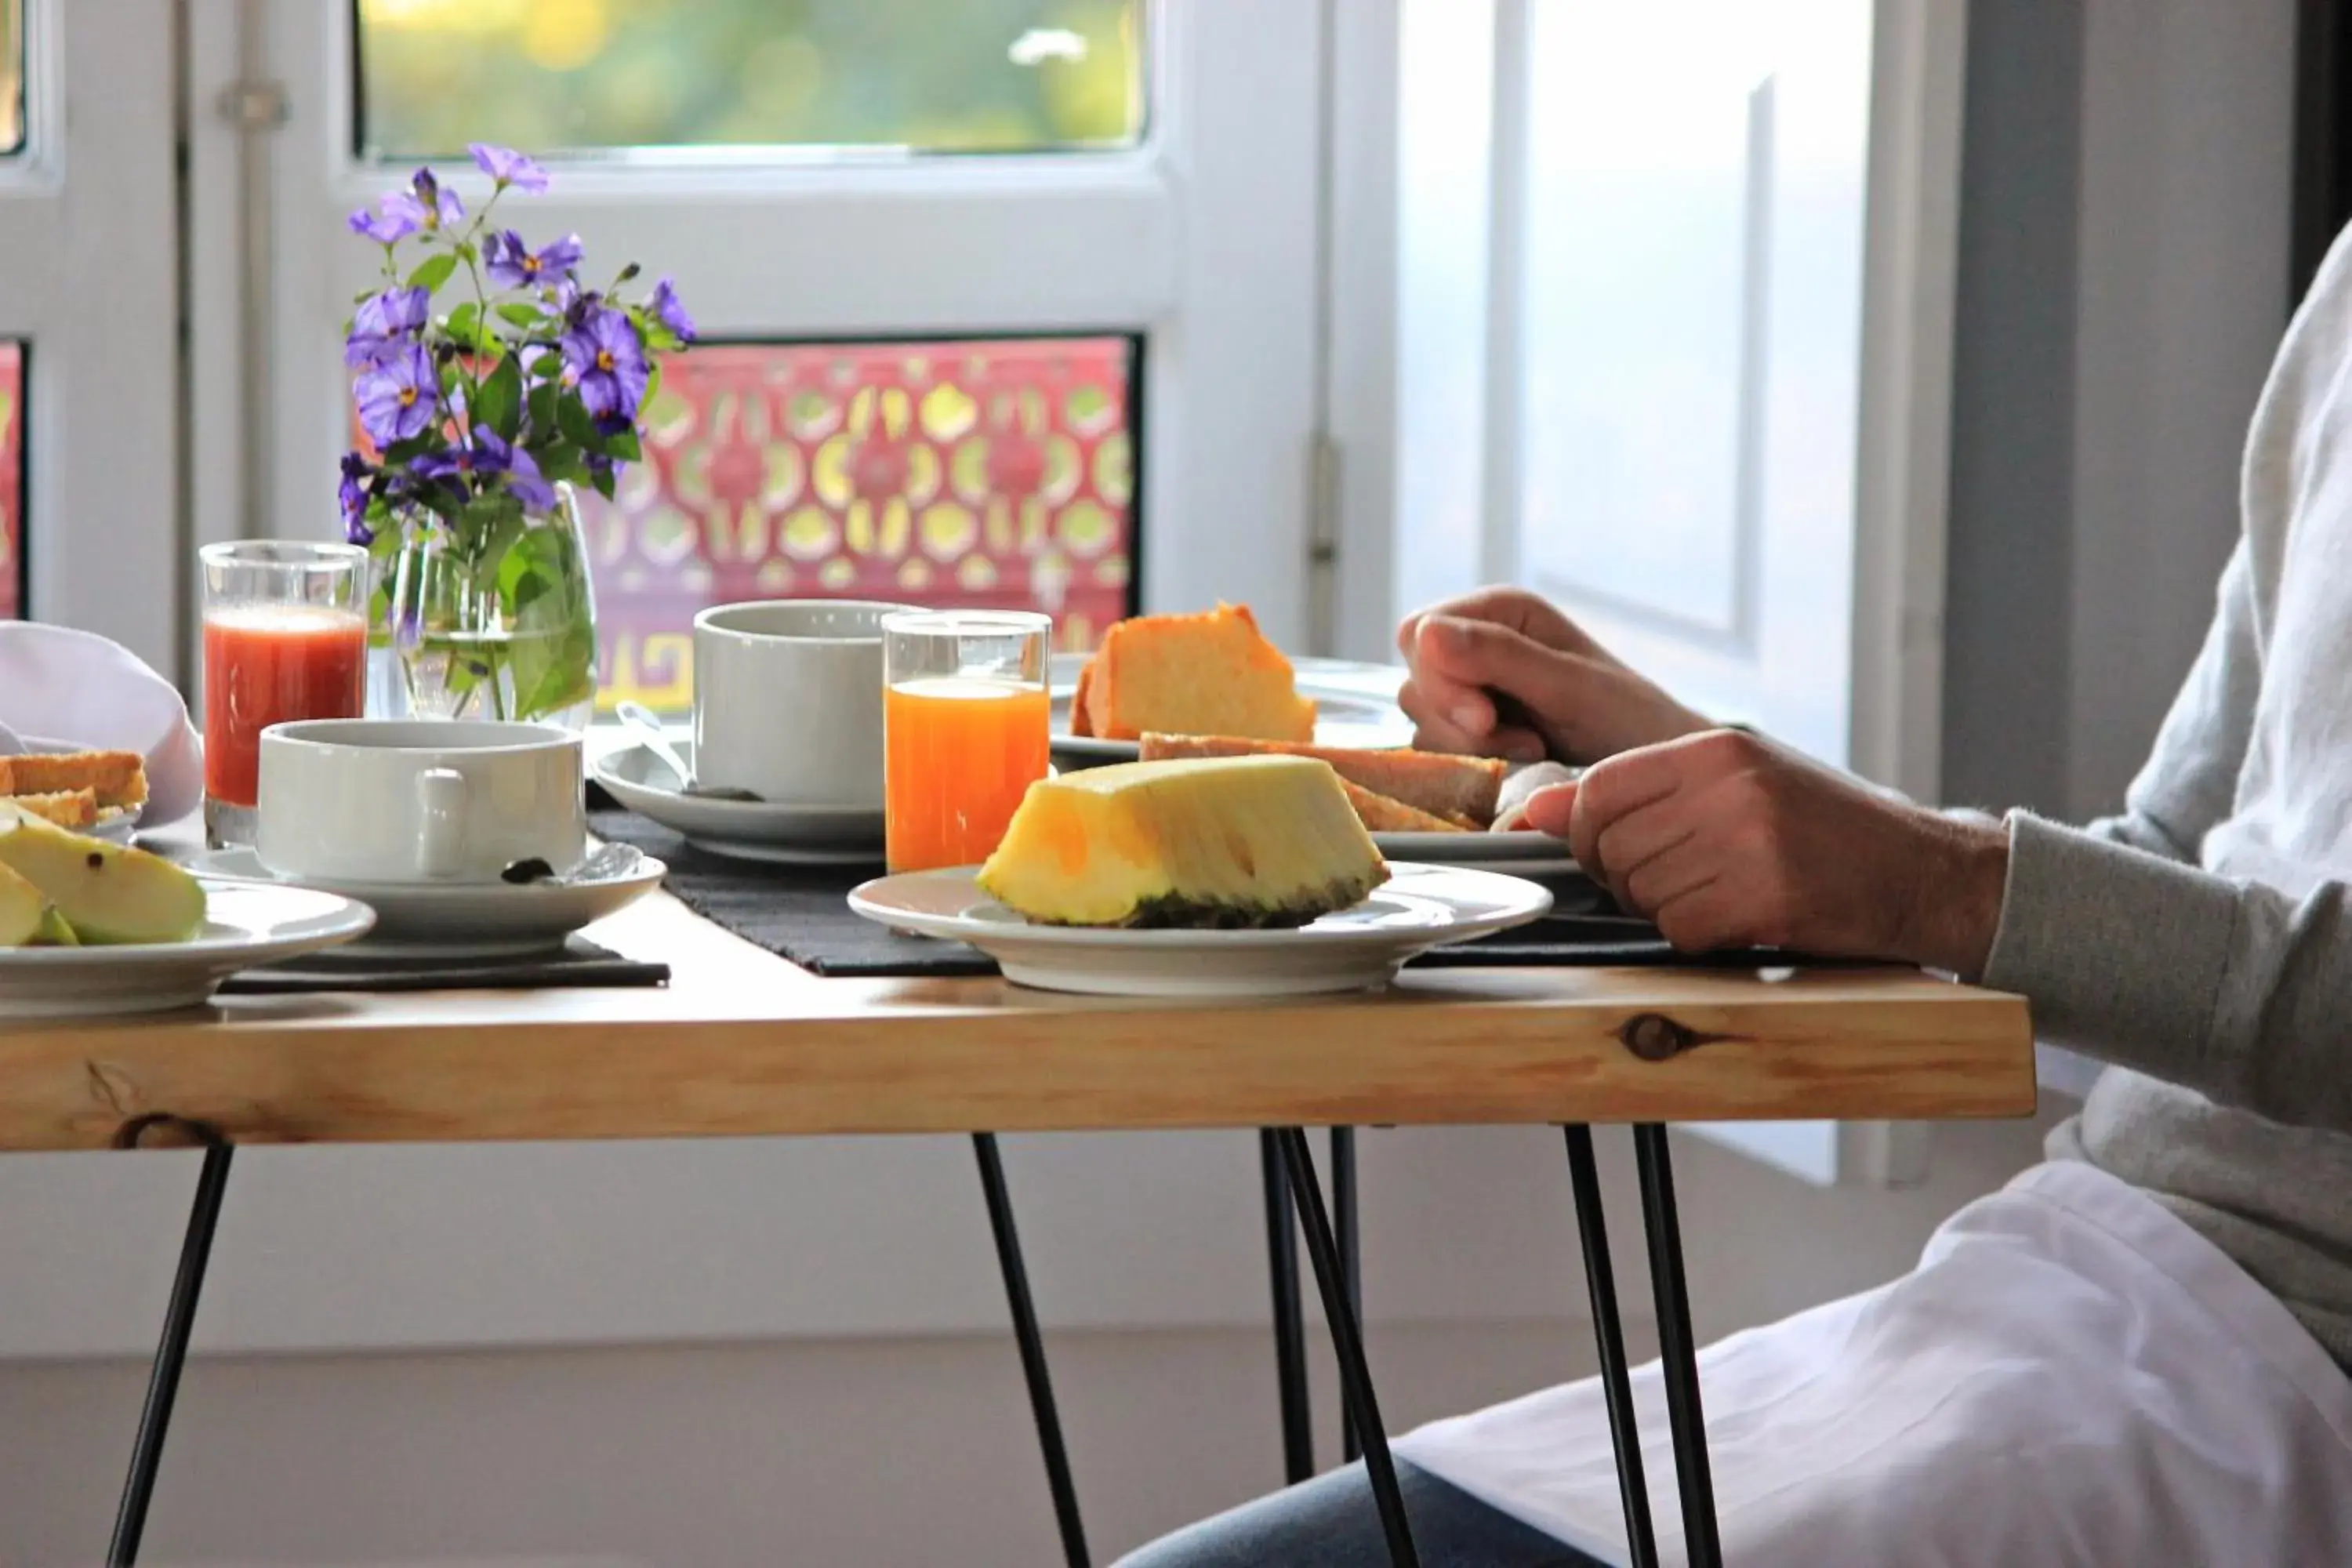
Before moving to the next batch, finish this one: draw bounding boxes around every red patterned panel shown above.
[585,337,1135,713]
[0,343,20,620]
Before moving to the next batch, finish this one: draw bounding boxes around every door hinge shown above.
[1305,430,1341,655]
[217,82,290,132]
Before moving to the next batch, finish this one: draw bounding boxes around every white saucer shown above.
[0,880,374,1017]
[190,845,666,958]
[848,861,1552,997]
[592,740,884,866]
[1047,654,1416,768]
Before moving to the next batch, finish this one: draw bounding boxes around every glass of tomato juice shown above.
[199,540,370,847]
[881,609,1052,873]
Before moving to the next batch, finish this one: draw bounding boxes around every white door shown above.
[1334,0,1965,1182]
[0,0,181,671]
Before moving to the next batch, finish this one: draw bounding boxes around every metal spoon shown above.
[613,699,760,801]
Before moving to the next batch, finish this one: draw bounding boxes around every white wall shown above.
[2066,0,2293,815]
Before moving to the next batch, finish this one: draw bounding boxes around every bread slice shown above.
[2,788,97,829]
[1140,734,1507,825]
[0,750,149,809]
[1336,779,1472,834]
[1073,604,1316,743]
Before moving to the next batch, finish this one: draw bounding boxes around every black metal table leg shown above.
[1331,1125,1362,1464]
[1275,1128,1419,1568]
[1562,1126,1660,1568]
[111,1120,234,1567]
[973,1134,1090,1568]
[1259,1129,1316,1484]
[1632,1125,1722,1568]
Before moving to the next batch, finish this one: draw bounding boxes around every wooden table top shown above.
[0,895,2036,1152]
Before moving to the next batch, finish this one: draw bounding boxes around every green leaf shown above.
[526,380,558,441]
[601,426,641,463]
[557,394,602,453]
[641,359,662,413]
[407,252,459,294]
[499,521,598,721]
[477,354,524,442]
[497,303,550,330]
[445,301,479,342]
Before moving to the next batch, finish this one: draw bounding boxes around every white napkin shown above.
[1493,760,1578,832]
[0,621,202,826]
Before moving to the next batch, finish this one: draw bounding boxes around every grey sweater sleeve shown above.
[1981,540,2352,1134]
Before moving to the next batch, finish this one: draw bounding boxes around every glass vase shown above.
[386,483,601,731]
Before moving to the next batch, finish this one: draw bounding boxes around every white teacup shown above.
[256,719,586,884]
[692,600,912,807]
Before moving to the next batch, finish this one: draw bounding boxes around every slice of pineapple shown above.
[978,755,1388,928]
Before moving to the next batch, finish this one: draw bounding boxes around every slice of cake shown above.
[978,755,1388,927]
[1071,604,1316,742]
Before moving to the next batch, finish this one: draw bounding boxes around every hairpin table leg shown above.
[1259,1129,1316,1485]
[1632,1124,1722,1568]
[1331,1125,1362,1464]
[110,1120,234,1567]
[973,1134,1090,1568]
[1562,1125,1660,1568]
[1275,1128,1418,1568]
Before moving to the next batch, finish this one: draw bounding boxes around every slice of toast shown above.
[0,750,149,808]
[2,788,97,829]
[1069,658,1097,738]
[1336,779,1472,834]
[1140,734,1507,825]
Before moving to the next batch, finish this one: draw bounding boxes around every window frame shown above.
[0,0,182,673]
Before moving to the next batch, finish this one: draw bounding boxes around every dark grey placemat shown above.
[589,807,1825,977]
[220,934,670,993]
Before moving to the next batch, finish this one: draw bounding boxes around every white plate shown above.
[0,880,374,1018]
[1372,829,1579,873]
[191,845,666,958]
[1047,654,1415,767]
[591,741,884,866]
[848,862,1552,997]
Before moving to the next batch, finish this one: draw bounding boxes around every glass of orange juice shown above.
[882,609,1052,873]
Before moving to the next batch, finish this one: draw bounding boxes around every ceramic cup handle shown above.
[416,767,470,880]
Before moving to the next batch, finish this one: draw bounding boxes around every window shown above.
[595,336,1137,714]
[0,343,21,620]
[354,0,1144,158]
[0,0,23,156]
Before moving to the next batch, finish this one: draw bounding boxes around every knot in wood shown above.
[1618,1011,1704,1062]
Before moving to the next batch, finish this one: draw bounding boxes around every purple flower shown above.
[387,167,463,233]
[339,453,377,544]
[470,143,550,194]
[347,197,418,245]
[485,229,583,290]
[355,342,440,445]
[647,276,696,343]
[561,307,650,423]
[344,285,430,368]
[495,437,558,510]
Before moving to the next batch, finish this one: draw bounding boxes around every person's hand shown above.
[1523,729,2009,977]
[1395,587,1711,763]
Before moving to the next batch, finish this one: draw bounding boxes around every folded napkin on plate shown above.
[0,621,202,826]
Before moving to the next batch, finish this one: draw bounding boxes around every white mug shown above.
[256,719,586,884]
[692,600,911,807]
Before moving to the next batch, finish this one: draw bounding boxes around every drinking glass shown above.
[882,610,1052,872]
[200,540,369,847]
